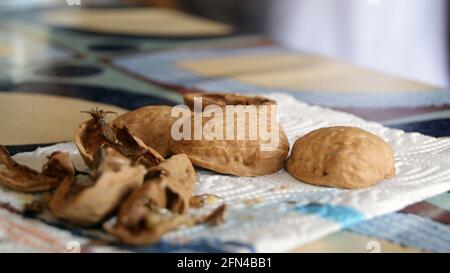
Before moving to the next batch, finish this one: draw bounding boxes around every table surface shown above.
[0,4,449,253]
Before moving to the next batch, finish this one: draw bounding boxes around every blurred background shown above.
[1,0,448,86]
[169,0,450,87]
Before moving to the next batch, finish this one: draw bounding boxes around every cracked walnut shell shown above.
[169,93,289,176]
[75,109,164,168]
[286,126,396,189]
[113,106,175,158]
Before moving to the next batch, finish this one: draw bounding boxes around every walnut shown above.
[0,146,74,193]
[113,106,175,158]
[286,126,396,189]
[49,148,146,226]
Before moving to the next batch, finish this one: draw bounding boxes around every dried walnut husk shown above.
[286,126,396,189]
[107,153,197,245]
[111,126,164,168]
[169,93,289,176]
[189,194,220,208]
[0,145,75,193]
[49,147,146,226]
[113,106,175,158]
[75,108,164,168]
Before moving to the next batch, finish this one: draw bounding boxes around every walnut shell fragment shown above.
[74,116,107,168]
[107,153,196,245]
[111,126,165,168]
[286,126,396,189]
[169,93,289,176]
[184,92,276,110]
[49,148,146,226]
[200,204,226,225]
[75,108,164,168]
[113,106,175,158]
[0,145,75,193]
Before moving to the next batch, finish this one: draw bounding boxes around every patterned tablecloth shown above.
[0,5,449,253]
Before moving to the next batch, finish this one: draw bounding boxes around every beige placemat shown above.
[179,53,437,92]
[0,92,126,145]
[40,8,232,36]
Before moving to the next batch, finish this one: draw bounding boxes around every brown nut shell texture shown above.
[107,153,196,245]
[184,92,276,109]
[75,108,164,168]
[113,106,175,158]
[49,147,146,226]
[169,93,289,177]
[0,145,75,193]
[286,126,396,189]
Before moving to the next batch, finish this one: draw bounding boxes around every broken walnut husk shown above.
[113,106,175,158]
[111,126,164,168]
[0,145,75,193]
[49,147,146,226]
[106,153,196,245]
[74,109,113,167]
[75,108,164,168]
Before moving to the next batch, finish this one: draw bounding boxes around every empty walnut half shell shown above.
[0,145,75,193]
[49,148,146,226]
[107,153,196,245]
[113,106,175,158]
[75,108,164,168]
[286,126,396,189]
[169,93,289,176]
[183,92,276,110]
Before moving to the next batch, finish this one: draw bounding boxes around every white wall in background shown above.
[267,0,449,87]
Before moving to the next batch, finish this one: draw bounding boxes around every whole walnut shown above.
[286,126,396,189]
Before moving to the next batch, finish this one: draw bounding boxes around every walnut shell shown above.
[170,93,289,176]
[49,148,146,226]
[184,92,276,110]
[113,106,175,157]
[0,146,74,193]
[74,117,106,168]
[286,126,396,189]
[110,126,164,168]
[170,127,289,176]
